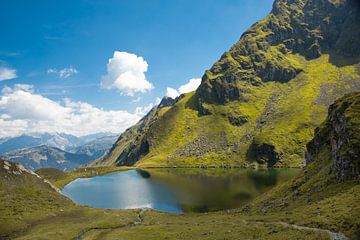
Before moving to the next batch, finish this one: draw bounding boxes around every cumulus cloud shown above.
[166,78,201,99]
[166,87,180,99]
[135,103,154,116]
[134,97,161,116]
[0,67,17,81]
[0,85,153,137]
[101,51,154,96]
[47,66,78,78]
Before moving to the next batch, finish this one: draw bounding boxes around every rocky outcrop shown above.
[247,142,280,167]
[305,92,360,180]
[196,0,360,104]
[115,139,150,166]
[228,114,248,126]
[170,132,237,158]
[158,96,176,108]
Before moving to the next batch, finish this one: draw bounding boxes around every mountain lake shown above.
[62,168,299,214]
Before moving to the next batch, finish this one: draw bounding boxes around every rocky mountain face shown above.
[305,92,360,180]
[0,145,92,171]
[92,0,360,168]
[196,0,360,104]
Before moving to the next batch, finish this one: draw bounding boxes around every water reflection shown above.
[62,168,299,213]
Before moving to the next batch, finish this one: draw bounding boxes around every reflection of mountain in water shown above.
[246,168,278,190]
[136,169,151,178]
[144,168,298,213]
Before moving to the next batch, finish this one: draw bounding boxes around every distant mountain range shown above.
[68,135,118,160]
[0,145,91,171]
[0,132,118,170]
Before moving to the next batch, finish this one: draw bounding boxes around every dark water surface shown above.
[62,168,299,213]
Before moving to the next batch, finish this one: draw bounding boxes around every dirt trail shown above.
[272,221,348,240]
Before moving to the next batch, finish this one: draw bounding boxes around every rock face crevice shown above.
[305,92,360,180]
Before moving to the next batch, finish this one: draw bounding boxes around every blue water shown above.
[63,170,182,213]
[62,168,299,213]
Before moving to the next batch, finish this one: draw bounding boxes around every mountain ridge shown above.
[0,132,116,153]
[0,145,92,171]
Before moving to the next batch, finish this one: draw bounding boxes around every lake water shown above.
[62,168,299,214]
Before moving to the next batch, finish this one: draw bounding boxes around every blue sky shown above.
[0,0,273,137]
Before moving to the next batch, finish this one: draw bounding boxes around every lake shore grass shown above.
[36,166,135,189]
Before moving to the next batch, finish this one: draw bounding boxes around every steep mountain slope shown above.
[92,0,360,168]
[0,145,92,171]
[241,92,360,239]
[90,96,177,167]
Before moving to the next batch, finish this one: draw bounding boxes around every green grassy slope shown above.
[92,0,360,168]
[236,92,360,239]
[0,160,140,240]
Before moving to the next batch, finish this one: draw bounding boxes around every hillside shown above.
[0,159,138,239]
[92,0,360,168]
[240,92,360,239]
[0,145,92,171]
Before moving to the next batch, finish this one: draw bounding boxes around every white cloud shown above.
[131,97,141,103]
[155,97,161,105]
[47,68,57,74]
[101,51,154,96]
[47,66,78,79]
[179,78,201,94]
[166,78,201,99]
[0,67,17,81]
[0,85,154,138]
[166,87,180,99]
[134,97,161,116]
[135,103,154,116]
